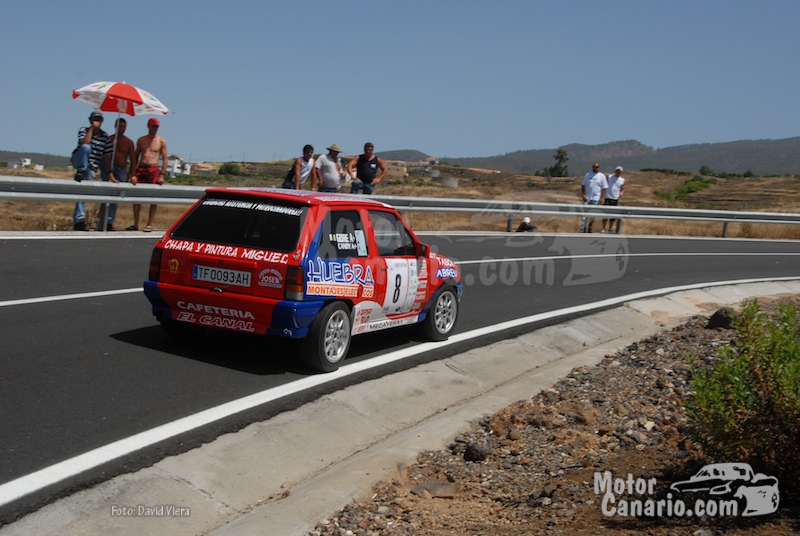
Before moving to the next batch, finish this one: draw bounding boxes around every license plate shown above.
[192,265,251,287]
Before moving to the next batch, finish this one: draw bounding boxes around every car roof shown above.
[204,187,392,209]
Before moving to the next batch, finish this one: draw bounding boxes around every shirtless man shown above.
[102,118,136,230]
[129,117,168,232]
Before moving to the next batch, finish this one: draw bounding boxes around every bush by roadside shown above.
[687,299,800,485]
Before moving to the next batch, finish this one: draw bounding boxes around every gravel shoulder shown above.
[310,309,799,536]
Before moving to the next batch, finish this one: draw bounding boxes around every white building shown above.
[6,158,32,169]
[166,157,191,177]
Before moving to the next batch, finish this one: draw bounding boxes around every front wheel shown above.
[300,302,352,372]
[422,286,459,341]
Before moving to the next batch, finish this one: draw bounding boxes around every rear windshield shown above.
[170,194,308,252]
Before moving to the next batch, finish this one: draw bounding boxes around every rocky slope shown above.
[309,311,798,536]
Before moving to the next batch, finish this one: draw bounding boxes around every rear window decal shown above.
[202,198,303,217]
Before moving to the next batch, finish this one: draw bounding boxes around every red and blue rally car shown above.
[144,189,462,372]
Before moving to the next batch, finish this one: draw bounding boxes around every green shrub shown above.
[218,162,241,175]
[687,300,800,479]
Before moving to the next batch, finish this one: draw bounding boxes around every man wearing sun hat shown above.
[129,117,168,232]
[602,165,626,233]
[315,143,346,192]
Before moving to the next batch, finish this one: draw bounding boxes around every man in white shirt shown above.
[283,144,318,190]
[580,162,608,233]
[315,144,345,192]
[602,166,626,233]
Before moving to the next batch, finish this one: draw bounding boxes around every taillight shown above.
[148,248,163,281]
[285,265,305,301]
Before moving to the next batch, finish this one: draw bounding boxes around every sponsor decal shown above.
[163,239,197,252]
[177,301,255,319]
[258,268,283,288]
[162,239,288,264]
[436,267,458,279]
[241,249,289,263]
[202,198,303,217]
[418,259,428,280]
[306,283,359,298]
[168,258,179,275]
[328,230,368,257]
[431,253,456,268]
[176,311,256,332]
[305,257,375,298]
[364,315,419,332]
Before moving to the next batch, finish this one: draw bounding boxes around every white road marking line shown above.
[1,271,799,507]
[0,288,142,308]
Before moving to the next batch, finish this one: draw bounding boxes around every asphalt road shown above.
[0,232,798,519]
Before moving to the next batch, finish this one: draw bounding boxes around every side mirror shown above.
[416,242,428,257]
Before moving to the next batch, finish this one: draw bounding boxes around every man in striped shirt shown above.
[70,110,112,230]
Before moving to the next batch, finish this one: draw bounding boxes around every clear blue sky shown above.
[2,0,798,162]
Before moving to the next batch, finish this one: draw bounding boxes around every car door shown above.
[366,209,423,321]
[305,208,374,301]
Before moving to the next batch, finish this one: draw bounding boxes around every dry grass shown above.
[2,167,800,239]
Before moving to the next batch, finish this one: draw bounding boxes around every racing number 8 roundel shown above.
[382,258,419,314]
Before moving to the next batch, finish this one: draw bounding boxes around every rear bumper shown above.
[143,281,324,339]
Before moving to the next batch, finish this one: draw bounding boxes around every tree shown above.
[699,165,714,176]
[547,148,569,177]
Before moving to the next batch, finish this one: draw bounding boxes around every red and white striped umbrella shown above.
[72,81,169,116]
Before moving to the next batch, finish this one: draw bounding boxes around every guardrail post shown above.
[614,218,622,234]
[507,215,512,232]
[722,222,729,238]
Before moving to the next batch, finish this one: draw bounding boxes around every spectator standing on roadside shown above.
[282,144,318,190]
[348,142,387,195]
[580,162,608,233]
[128,117,167,232]
[316,144,345,192]
[70,110,112,231]
[100,118,136,231]
[601,165,626,233]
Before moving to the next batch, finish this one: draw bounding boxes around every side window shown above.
[369,210,416,256]
[318,210,369,259]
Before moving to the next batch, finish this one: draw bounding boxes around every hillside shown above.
[380,149,432,162]
[5,136,800,176]
[443,138,800,176]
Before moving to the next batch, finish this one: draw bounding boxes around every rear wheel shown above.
[300,302,352,372]
[422,286,459,341]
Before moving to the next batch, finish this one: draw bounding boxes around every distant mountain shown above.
[6,137,800,176]
[379,149,432,162]
[440,138,800,176]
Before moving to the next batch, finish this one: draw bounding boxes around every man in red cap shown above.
[128,117,168,231]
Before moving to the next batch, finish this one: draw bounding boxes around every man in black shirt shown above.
[348,142,387,195]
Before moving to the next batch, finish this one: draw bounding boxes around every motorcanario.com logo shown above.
[595,463,779,518]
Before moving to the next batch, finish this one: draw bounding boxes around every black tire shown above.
[160,318,204,339]
[422,286,459,341]
[300,302,352,372]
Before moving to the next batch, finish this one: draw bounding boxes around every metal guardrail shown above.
[2,175,800,235]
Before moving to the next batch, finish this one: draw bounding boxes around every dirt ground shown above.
[310,305,799,536]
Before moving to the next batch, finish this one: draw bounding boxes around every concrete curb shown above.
[3,281,799,536]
